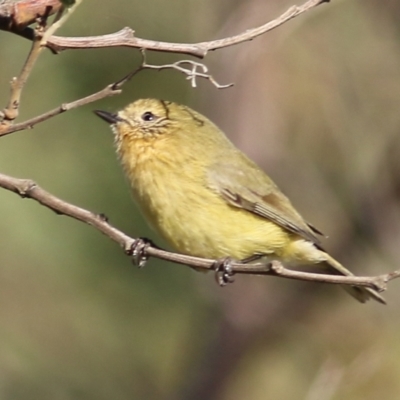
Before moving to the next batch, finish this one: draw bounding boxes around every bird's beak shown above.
[93,110,123,124]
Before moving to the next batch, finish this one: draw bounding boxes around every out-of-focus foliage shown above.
[0,0,399,399]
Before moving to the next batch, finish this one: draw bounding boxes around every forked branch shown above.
[44,0,329,57]
[0,55,229,137]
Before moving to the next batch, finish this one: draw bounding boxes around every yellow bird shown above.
[94,99,385,304]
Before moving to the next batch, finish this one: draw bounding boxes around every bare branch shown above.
[0,0,82,126]
[0,172,133,247]
[0,171,398,295]
[43,0,329,58]
[45,27,206,57]
[40,0,82,45]
[0,68,137,137]
[197,0,330,53]
[0,56,230,138]
[0,0,328,131]
[1,14,46,123]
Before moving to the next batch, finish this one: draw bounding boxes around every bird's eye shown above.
[141,111,155,122]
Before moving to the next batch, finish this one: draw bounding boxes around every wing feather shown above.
[208,161,323,244]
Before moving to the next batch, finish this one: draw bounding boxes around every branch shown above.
[0,0,328,127]
[0,172,398,294]
[0,55,229,137]
[0,0,82,126]
[40,0,82,45]
[1,11,47,122]
[42,0,329,57]
[0,69,133,137]
[0,0,328,133]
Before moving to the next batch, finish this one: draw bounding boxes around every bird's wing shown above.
[207,160,323,244]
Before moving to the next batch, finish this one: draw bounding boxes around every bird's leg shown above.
[127,237,155,268]
[213,257,235,286]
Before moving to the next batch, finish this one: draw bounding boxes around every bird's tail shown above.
[323,253,386,304]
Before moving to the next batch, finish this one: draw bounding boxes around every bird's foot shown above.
[213,257,235,286]
[127,237,154,268]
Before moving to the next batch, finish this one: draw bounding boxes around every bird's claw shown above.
[129,238,152,268]
[213,257,235,286]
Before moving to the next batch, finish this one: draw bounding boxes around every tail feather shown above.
[323,253,386,305]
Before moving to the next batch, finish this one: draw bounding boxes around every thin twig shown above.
[0,71,133,137]
[0,172,398,294]
[43,0,329,58]
[40,0,82,45]
[0,0,82,126]
[197,0,330,53]
[1,17,46,122]
[0,56,229,137]
[141,51,233,89]
[0,0,327,130]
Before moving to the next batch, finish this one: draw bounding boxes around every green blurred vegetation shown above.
[1,0,400,399]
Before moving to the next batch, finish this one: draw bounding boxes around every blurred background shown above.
[0,0,400,399]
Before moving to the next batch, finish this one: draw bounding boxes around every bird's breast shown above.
[117,138,291,260]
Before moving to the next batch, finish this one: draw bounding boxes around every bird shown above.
[94,99,385,304]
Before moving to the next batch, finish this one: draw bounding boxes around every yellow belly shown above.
[122,140,293,261]
[136,180,291,261]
